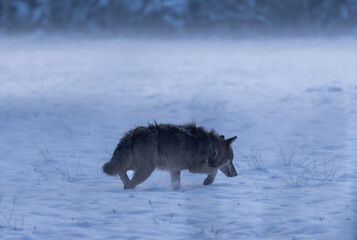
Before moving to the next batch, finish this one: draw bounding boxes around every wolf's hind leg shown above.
[118,172,133,189]
[170,171,181,191]
[203,169,217,185]
[129,166,155,189]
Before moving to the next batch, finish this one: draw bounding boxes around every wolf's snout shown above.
[220,162,238,177]
[229,167,238,177]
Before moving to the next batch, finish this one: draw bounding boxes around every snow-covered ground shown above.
[0,38,356,240]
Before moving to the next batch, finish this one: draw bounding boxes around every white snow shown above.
[0,38,356,239]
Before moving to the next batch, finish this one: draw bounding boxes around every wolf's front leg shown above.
[119,172,134,189]
[127,166,155,189]
[170,171,181,191]
[203,169,217,185]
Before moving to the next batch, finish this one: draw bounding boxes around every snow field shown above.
[0,38,356,239]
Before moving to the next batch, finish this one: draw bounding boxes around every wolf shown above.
[102,123,237,190]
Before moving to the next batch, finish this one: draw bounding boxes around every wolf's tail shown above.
[102,161,119,176]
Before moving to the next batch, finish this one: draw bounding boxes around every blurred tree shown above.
[0,0,355,35]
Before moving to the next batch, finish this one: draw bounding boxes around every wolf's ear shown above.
[220,135,225,140]
[225,136,237,145]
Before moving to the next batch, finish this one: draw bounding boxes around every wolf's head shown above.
[218,136,238,177]
[208,135,238,176]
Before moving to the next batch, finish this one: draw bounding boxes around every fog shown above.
[1,1,356,240]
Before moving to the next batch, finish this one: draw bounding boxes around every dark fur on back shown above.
[120,123,218,149]
[120,123,223,164]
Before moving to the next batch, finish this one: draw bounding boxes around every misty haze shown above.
[0,1,356,240]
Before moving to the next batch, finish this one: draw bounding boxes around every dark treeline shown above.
[0,0,356,36]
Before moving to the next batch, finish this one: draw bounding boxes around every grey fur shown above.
[102,123,237,190]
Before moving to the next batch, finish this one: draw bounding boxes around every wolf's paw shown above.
[203,177,214,185]
[124,183,135,190]
[172,184,181,191]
